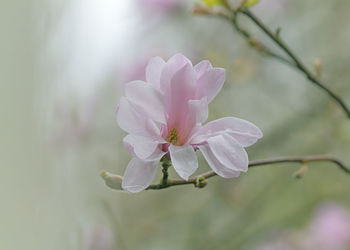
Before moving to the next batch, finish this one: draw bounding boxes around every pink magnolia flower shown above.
[253,203,350,250]
[120,52,167,85]
[116,54,262,193]
[138,0,181,13]
[84,225,115,250]
[305,203,350,249]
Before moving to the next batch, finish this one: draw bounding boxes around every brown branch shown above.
[240,9,350,118]
[194,4,350,118]
[231,11,294,67]
[146,155,350,190]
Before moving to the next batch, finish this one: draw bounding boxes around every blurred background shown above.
[1,0,350,249]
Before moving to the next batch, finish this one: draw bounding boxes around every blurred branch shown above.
[240,9,350,118]
[193,4,350,119]
[146,155,350,190]
[231,11,293,67]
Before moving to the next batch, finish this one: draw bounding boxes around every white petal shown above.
[191,117,263,147]
[124,80,166,124]
[123,136,137,158]
[145,56,165,89]
[123,135,166,161]
[122,158,159,193]
[199,144,241,178]
[116,97,160,137]
[188,97,208,125]
[169,144,198,180]
[206,134,248,172]
[123,135,158,160]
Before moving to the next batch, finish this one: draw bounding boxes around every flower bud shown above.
[193,4,213,15]
[243,0,260,8]
[293,164,308,179]
[195,176,208,188]
[313,58,322,78]
[100,171,124,191]
[202,0,225,7]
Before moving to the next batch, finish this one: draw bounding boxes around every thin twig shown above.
[146,155,350,190]
[202,4,350,118]
[240,9,350,118]
[231,12,294,67]
[193,5,292,66]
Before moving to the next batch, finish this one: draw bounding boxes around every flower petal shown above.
[195,67,225,103]
[206,134,248,172]
[182,98,209,143]
[145,56,165,89]
[166,63,197,143]
[124,80,166,124]
[188,97,208,125]
[123,134,165,161]
[116,97,159,137]
[199,144,241,178]
[194,60,212,79]
[159,53,193,94]
[123,135,157,159]
[122,158,159,193]
[168,63,195,112]
[169,144,198,180]
[191,117,263,147]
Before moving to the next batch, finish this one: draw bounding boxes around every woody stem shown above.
[146,155,350,190]
[161,157,171,187]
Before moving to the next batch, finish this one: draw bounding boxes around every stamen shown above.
[166,128,178,145]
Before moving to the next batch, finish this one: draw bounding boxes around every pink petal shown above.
[166,63,196,143]
[159,53,193,94]
[123,135,165,161]
[199,144,241,178]
[124,80,166,124]
[308,203,350,248]
[169,144,198,180]
[194,60,212,79]
[122,158,159,193]
[116,97,160,137]
[195,67,225,103]
[145,56,165,89]
[191,117,263,147]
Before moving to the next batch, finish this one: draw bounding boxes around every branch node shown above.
[313,58,323,79]
[195,176,208,188]
[293,163,308,179]
[275,27,281,39]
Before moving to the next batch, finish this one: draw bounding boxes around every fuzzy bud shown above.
[100,171,124,191]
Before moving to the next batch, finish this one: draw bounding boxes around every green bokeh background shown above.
[1,0,350,249]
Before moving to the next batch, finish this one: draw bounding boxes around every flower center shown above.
[165,128,178,145]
